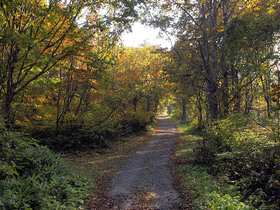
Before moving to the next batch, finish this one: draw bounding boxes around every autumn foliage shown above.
[1,0,280,208]
[0,0,169,208]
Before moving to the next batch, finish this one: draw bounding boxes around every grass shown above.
[65,127,157,207]
[170,117,251,209]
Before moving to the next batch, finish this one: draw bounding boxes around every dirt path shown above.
[106,116,183,209]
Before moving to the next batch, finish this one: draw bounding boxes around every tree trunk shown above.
[5,68,14,124]
[5,44,20,125]
[260,75,271,118]
[232,64,241,112]
[245,83,255,115]
[55,68,62,136]
[221,5,229,117]
[133,97,138,112]
[167,103,172,115]
[202,1,218,120]
[4,92,14,126]
[197,95,203,127]
[147,96,150,112]
[221,47,228,117]
[221,0,238,117]
[181,98,187,122]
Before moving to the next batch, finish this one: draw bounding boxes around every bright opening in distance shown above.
[120,22,173,49]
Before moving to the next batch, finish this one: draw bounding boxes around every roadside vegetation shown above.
[172,115,280,209]
[0,118,91,209]
[0,114,156,209]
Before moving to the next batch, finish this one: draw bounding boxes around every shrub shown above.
[191,113,280,208]
[0,131,91,209]
[32,111,157,151]
[207,191,250,210]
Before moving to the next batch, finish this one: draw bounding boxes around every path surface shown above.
[106,116,182,209]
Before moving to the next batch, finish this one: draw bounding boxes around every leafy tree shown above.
[0,0,139,126]
[98,46,171,127]
[0,0,87,124]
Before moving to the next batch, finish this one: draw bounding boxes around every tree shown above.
[100,46,170,123]
[0,0,139,126]
[144,0,280,122]
[0,0,87,124]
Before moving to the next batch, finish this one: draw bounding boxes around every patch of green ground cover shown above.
[171,118,251,209]
[0,131,91,209]
[207,121,280,209]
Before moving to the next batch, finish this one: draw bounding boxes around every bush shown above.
[0,131,91,209]
[32,111,157,151]
[207,191,250,210]
[191,113,280,208]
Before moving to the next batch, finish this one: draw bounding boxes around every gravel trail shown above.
[106,116,182,209]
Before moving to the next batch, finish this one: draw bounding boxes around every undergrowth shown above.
[32,116,157,152]
[172,114,280,209]
[172,117,252,209]
[0,129,91,209]
[0,116,157,209]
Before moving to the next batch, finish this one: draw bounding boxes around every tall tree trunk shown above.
[245,83,255,115]
[153,96,159,113]
[260,75,271,118]
[5,44,20,125]
[221,3,229,117]
[232,64,241,112]
[5,66,14,124]
[167,103,172,115]
[133,97,138,112]
[146,96,150,112]
[181,98,187,122]
[197,94,203,128]
[55,68,62,136]
[221,0,238,117]
[221,46,228,117]
[5,92,14,126]
[202,1,218,120]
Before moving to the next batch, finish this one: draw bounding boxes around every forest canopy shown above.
[0,0,169,145]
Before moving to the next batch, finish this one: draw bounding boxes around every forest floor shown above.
[68,116,187,209]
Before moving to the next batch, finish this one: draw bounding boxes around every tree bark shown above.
[197,92,203,127]
[232,64,241,112]
[146,96,150,112]
[201,1,218,120]
[221,2,229,117]
[133,97,138,112]
[260,75,271,118]
[4,44,20,125]
[181,98,187,122]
